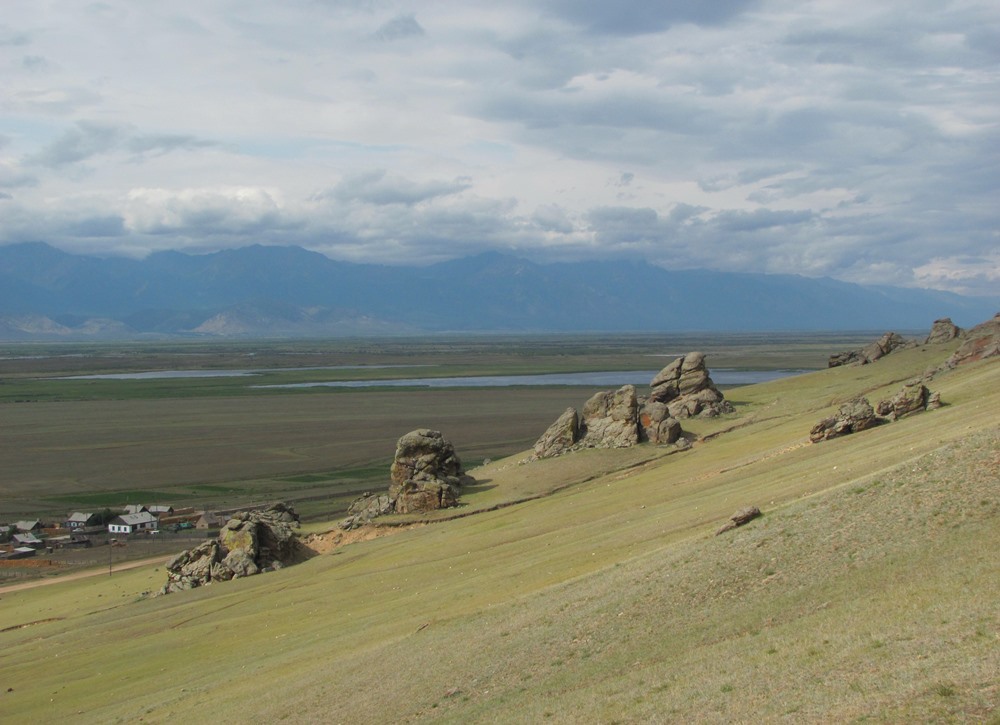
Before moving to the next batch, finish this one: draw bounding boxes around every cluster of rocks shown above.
[160,503,302,594]
[533,352,733,459]
[809,381,941,443]
[341,429,472,530]
[828,331,914,367]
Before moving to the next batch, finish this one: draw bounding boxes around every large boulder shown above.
[925,318,962,345]
[649,352,734,418]
[161,503,302,594]
[389,429,467,513]
[809,398,880,443]
[876,381,934,421]
[341,430,470,527]
[638,401,682,445]
[579,385,641,449]
[533,408,580,459]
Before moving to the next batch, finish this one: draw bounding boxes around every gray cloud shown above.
[26,122,220,168]
[543,0,758,35]
[0,0,995,295]
[27,121,126,168]
[328,170,472,206]
[374,14,425,41]
[0,25,30,46]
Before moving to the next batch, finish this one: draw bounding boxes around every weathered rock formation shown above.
[341,429,471,529]
[809,398,881,443]
[579,385,642,449]
[945,313,1000,368]
[875,381,937,420]
[812,380,942,442]
[649,352,735,419]
[533,352,734,458]
[161,502,302,594]
[716,506,762,535]
[925,317,962,345]
[532,408,580,458]
[828,332,913,367]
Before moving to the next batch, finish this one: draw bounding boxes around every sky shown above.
[1,1,998,296]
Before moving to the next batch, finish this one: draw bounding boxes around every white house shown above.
[108,511,158,534]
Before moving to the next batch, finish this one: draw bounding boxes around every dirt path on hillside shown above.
[0,555,171,594]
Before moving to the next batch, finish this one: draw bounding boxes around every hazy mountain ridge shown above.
[0,242,995,338]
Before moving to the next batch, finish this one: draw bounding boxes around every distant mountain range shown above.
[0,242,996,339]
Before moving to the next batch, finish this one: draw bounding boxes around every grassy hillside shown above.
[1,342,997,722]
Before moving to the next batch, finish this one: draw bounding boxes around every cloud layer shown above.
[0,1,997,294]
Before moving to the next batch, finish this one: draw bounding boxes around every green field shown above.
[0,333,865,520]
[1,332,996,721]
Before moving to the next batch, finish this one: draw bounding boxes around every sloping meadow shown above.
[1,341,997,721]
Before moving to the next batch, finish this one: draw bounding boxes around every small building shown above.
[123,504,149,515]
[6,547,37,560]
[147,505,175,517]
[108,511,158,535]
[12,532,44,549]
[14,519,42,533]
[195,512,224,530]
[65,512,99,529]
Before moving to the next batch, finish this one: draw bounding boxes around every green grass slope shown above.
[1,343,997,722]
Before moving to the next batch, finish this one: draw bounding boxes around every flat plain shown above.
[2,331,996,722]
[0,333,861,520]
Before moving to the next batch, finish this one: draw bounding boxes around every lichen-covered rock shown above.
[341,430,470,528]
[160,503,302,594]
[388,429,467,513]
[340,492,395,530]
[809,398,880,443]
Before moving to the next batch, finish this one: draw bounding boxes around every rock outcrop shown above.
[579,385,641,449]
[533,352,733,458]
[341,429,471,529]
[533,408,580,458]
[809,398,881,443]
[828,332,913,367]
[649,352,735,419]
[875,381,935,420]
[925,317,962,345]
[161,503,302,594]
[945,313,1000,368]
[812,380,942,442]
[716,506,762,535]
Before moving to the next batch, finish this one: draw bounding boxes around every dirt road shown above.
[0,555,170,594]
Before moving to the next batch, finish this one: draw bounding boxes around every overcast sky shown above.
[1,1,998,295]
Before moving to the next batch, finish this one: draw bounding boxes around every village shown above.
[0,504,245,572]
